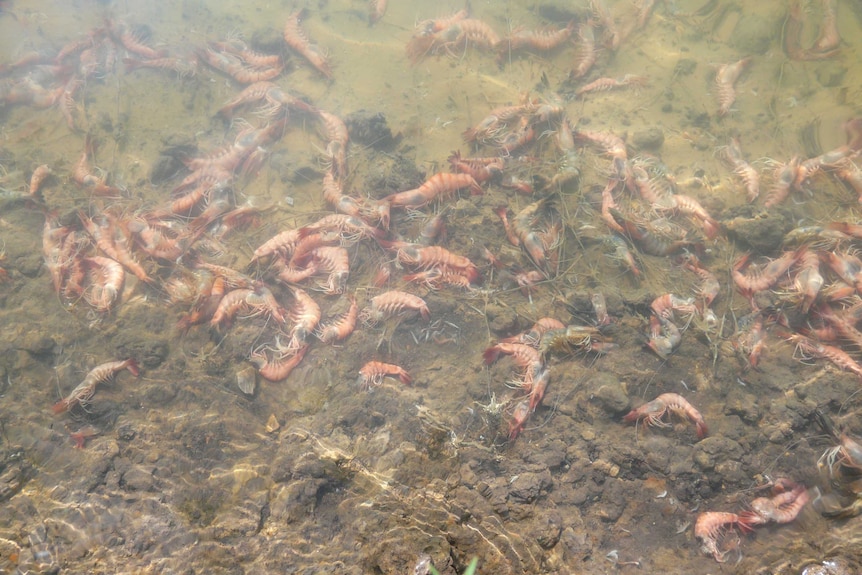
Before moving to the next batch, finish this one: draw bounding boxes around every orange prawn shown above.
[385,173,482,209]
[283,10,332,78]
[623,392,708,438]
[694,512,752,563]
[358,361,411,389]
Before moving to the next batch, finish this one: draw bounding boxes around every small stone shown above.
[249,27,285,55]
[631,126,664,150]
[266,414,280,433]
[122,465,155,491]
[594,479,627,521]
[723,390,760,424]
[533,511,563,549]
[673,58,697,76]
[116,424,136,441]
[237,366,256,395]
[730,14,774,55]
[722,208,792,253]
[560,525,591,561]
[692,437,743,472]
[508,470,553,503]
[486,303,520,336]
[714,459,746,484]
[592,459,619,477]
[590,373,630,414]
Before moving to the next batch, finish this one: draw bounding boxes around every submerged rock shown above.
[722,207,792,253]
[590,373,630,415]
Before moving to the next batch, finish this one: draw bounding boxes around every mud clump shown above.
[722,206,792,253]
[345,110,397,150]
[731,14,775,55]
[115,338,169,370]
[631,126,664,151]
[363,152,424,197]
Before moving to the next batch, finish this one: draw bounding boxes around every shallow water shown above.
[1,0,862,574]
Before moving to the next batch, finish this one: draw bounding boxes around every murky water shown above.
[1,0,862,573]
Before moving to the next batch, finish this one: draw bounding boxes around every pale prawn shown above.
[251,228,307,262]
[681,255,720,310]
[714,57,750,117]
[402,268,474,291]
[732,249,802,298]
[660,194,720,239]
[246,285,286,324]
[107,19,165,60]
[494,206,522,247]
[287,287,321,350]
[821,250,862,293]
[52,358,139,414]
[498,21,575,60]
[385,173,482,209]
[507,400,532,440]
[73,138,122,196]
[571,23,597,79]
[694,512,752,563]
[79,212,152,284]
[482,342,541,370]
[499,318,566,347]
[836,161,862,203]
[283,10,332,78]
[462,102,534,143]
[210,288,255,329]
[29,164,52,196]
[302,214,380,244]
[211,37,281,69]
[315,295,358,343]
[359,291,430,325]
[447,150,504,183]
[646,316,681,359]
[317,110,348,177]
[819,431,862,477]
[741,483,809,526]
[358,361,411,389]
[720,138,760,202]
[576,74,648,96]
[786,333,862,379]
[386,242,480,284]
[430,19,501,56]
[309,245,350,294]
[254,344,308,382]
[275,259,318,285]
[623,392,708,438]
[764,158,801,208]
[217,81,279,117]
[650,293,698,322]
[369,0,387,25]
[84,256,125,312]
[322,171,362,217]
